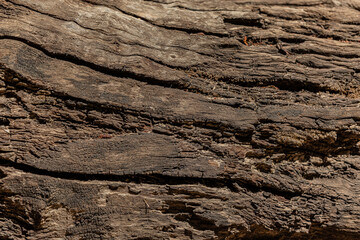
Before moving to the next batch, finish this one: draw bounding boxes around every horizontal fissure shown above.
[0,36,188,90]
[0,158,301,199]
[224,17,263,28]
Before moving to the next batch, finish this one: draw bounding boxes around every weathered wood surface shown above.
[1,0,360,239]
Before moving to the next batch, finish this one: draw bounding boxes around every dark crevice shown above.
[184,67,340,94]
[148,22,228,37]
[253,36,306,45]
[237,78,333,93]
[224,17,264,28]
[0,36,189,90]
[238,36,306,46]
[302,171,321,180]
[0,168,6,179]
[0,157,302,200]
[0,117,10,126]
[226,76,338,94]
[232,177,301,199]
[279,37,307,44]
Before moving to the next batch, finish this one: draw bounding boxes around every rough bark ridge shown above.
[0,0,360,239]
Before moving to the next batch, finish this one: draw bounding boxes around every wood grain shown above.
[0,0,360,239]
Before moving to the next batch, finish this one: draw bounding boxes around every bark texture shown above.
[1,0,360,239]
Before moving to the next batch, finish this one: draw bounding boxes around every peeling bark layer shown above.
[0,0,360,239]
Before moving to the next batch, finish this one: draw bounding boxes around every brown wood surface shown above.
[0,0,360,239]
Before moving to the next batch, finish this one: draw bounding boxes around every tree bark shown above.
[1,0,360,239]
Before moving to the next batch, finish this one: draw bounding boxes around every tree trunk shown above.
[1,0,360,239]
